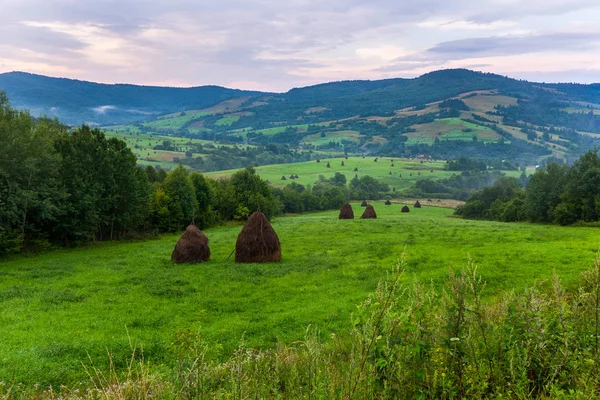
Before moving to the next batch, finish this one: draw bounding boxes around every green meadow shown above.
[1,204,599,387]
[207,156,530,190]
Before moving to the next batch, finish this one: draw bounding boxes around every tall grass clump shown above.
[7,252,600,399]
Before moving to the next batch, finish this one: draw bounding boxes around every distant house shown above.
[417,154,425,159]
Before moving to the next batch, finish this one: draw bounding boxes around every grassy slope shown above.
[1,205,599,386]
[206,156,530,190]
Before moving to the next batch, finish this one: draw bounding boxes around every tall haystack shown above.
[316,159,321,163]
[338,203,354,219]
[345,155,348,159]
[341,161,345,166]
[391,163,394,167]
[171,224,210,263]
[281,175,287,180]
[326,162,331,168]
[289,174,295,179]
[361,205,377,219]
[414,200,422,208]
[361,200,368,207]
[353,167,358,171]
[385,200,392,205]
[389,171,392,175]
[401,205,410,213]
[294,174,299,179]
[235,211,281,263]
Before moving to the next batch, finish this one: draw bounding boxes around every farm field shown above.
[2,204,600,387]
[207,156,531,189]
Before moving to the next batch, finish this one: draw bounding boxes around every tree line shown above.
[0,94,396,254]
[456,149,600,225]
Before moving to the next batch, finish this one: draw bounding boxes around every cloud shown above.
[1,0,600,90]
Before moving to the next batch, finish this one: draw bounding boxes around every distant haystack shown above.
[281,175,287,180]
[294,174,299,179]
[392,187,396,192]
[414,200,422,208]
[289,174,295,179]
[353,167,358,171]
[338,203,354,219]
[316,159,320,163]
[391,163,394,167]
[401,205,410,213]
[361,200,368,207]
[235,211,281,263]
[385,200,391,205]
[374,158,378,162]
[341,161,345,166]
[326,162,331,168]
[361,205,377,219]
[345,155,348,159]
[389,171,392,175]
[171,224,210,264]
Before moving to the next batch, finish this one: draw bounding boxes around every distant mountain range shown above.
[0,71,266,125]
[2,69,600,163]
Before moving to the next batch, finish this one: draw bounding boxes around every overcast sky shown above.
[1,0,600,91]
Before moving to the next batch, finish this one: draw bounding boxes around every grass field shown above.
[2,205,599,387]
[206,156,528,190]
[405,118,501,145]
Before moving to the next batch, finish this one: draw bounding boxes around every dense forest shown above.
[456,149,600,225]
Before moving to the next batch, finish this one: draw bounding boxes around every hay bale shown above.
[338,203,354,219]
[361,200,368,207]
[385,200,391,205]
[281,175,287,180]
[171,224,210,263]
[430,169,433,173]
[353,167,358,171]
[361,205,377,219]
[235,211,281,263]
[326,162,331,168]
[401,205,410,213]
[414,200,422,208]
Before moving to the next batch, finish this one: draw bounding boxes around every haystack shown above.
[389,171,392,175]
[414,200,422,208]
[361,200,368,207]
[341,161,345,166]
[289,174,295,179]
[353,167,358,171]
[316,159,320,163]
[391,163,394,167]
[338,203,354,219]
[361,205,377,219]
[281,175,287,180]
[171,224,210,263]
[235,211,281,263]
[374,158,378,162]
[294,174,299,179]
[385,200,392,205]
[326,162,331,168]
[345,155,348,159]
[401,205,410,213]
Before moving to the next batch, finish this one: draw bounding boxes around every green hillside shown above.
[2,205,599,387]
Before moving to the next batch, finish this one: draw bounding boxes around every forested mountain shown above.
[2,69,600,165]
[0,71,264,125]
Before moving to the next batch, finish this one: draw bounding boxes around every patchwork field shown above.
[2,205,600,387]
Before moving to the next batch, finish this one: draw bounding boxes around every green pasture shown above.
[206,157,526,189]
[301,130,361,146]
[1,205,600,387]
[405,118,500,145]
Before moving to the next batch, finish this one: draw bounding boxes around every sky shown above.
[1,0,600,92]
